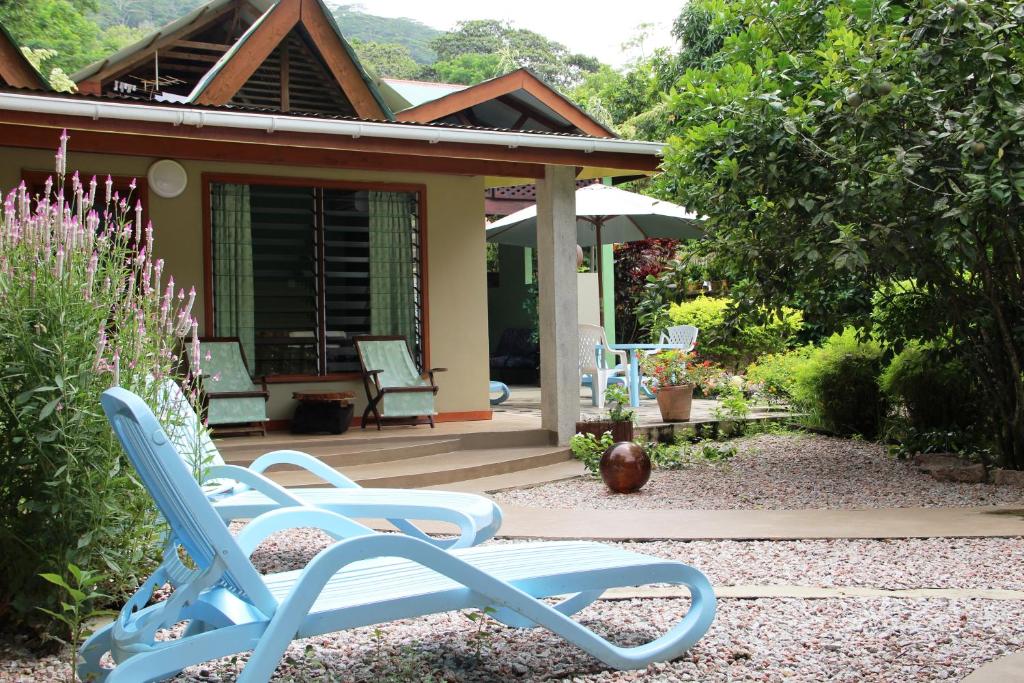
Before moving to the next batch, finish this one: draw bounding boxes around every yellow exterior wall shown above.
[0,146,490,421]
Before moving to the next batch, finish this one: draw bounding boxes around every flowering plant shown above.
[641,350,725,394]
[0,132,204,637]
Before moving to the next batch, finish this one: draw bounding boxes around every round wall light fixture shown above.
[147,159,188,198]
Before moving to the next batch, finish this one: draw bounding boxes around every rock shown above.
[991,468,1024,486]
[929,462,987,484]
[913,453,962,470]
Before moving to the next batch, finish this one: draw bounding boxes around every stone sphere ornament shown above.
[599,441,651,493]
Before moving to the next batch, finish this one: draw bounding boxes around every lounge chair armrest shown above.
[248,450,360,489]
[204,464,305,507]
[365,369,384,377]
[235,508,375,556]
[379,386,437,394]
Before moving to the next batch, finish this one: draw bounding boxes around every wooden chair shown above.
[354,335,445,429]
[186,337,269,436]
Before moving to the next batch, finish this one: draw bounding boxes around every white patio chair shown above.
[659,324,699,353]
[579,323,628,409]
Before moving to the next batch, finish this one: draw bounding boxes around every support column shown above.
[537,165,578,444]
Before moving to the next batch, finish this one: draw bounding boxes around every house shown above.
[0,0,661,441]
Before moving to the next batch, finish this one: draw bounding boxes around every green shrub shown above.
[792,328,887,437]
[879,342,972,433]
[0,137,198,638]
[746,346,815,403]
[569,431,614,475]
[663,296,803,370]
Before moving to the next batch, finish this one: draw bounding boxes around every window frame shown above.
[202,172,429,382]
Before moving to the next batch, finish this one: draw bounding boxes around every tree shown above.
[350,38,423,79]
[0,0,147,74]
[659,0,1024,466]
[430,52,502,85]
[428,19,600,89]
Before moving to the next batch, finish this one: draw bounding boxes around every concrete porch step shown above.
[260,444,572,490]
[424,459,586,494]
[219,438,464,469]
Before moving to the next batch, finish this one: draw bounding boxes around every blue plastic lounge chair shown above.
[84,388,716,682]
[158,378,500,549]
[488,380,510,406]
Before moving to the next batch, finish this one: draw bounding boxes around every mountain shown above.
[327,4,440,64]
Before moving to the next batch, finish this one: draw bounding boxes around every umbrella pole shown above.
[595,220,605,328]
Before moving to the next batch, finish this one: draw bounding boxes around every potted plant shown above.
[641,350,698,422]
[575,384,635,442]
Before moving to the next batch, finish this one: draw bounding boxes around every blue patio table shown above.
[598,343,694,408]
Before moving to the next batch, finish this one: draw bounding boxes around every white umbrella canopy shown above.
[486,184,705,326]
[485,183,705,248]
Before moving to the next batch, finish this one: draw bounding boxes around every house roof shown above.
[0,24,49,90]
[394,69,615,138]
[0,88,663,187]
[72,0,391,120]
[378,78,466,109]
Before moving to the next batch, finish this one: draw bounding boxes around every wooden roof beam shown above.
[76,1,241,90]
[193,0,301,105]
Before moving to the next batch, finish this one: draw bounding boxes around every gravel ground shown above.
[3,597,1022,681]
[495,433,1024,510]
[244,527,1024,591]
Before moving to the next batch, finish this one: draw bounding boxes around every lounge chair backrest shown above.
[659,325,699,351]
[578,324,611,373]
[101,387,277,616]
[191,340,256,390]
[356,338,425,388]
[156,378,232,492]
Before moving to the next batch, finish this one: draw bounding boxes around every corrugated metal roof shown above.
[380,78,467,108]
[0,84,613,141]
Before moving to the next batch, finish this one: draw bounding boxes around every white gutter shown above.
[0,92,665,158]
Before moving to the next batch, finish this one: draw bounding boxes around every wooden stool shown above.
[291,392,355,435]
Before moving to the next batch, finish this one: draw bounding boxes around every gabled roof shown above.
[394,69,614,138]
[73,0,390,120]
[378,78,466,110]
[0,24,49,90]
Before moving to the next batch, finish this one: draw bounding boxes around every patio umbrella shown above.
[486,183,705,324]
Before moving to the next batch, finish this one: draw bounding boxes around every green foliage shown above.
[746,346,815,403]
[569,431,614,475]
[0,137,198,638]
[0,0,147,74]
[880,341,972,432]
[792,329,887,437]
[713,384,751,421]
[332,4,440,64]
[428,19,600,89]
[350,38,424,79]
[37,563,115,682]
[431,53,504,85]
[657,0,1024,466]
[604,384,634,423]
[664,296,803,370]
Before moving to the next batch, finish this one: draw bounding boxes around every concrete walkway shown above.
[371,504,1024,540]
[963,652,1024,682]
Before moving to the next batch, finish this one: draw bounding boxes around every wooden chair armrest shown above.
[429,367,448,373]
[379,386,438,394]
[365,369,384,377]
[206,390,269,400]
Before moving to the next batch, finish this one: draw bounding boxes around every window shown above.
[210,181,423,378]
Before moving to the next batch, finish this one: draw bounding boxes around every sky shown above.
[340,1,680,68]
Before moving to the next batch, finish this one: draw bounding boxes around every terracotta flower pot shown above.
[655,384,694,422]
